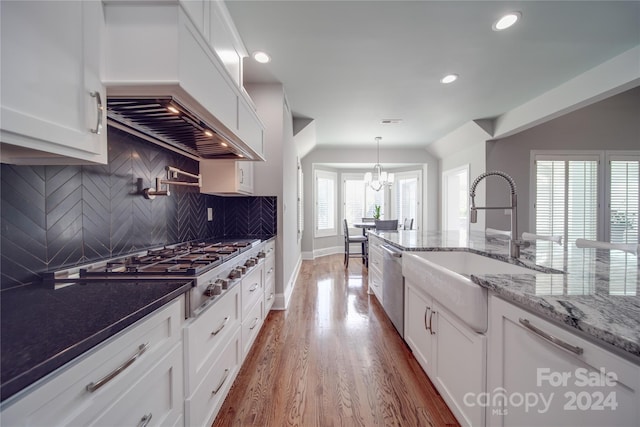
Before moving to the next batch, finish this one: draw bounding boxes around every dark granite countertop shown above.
[371,230,640,361]
[0,279,193,401]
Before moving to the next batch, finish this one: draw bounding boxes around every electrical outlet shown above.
[207,208,213,221]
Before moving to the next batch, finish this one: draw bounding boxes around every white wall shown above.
[427,121,491,231]
[245,83,301,308]
[486,86,640,232]
[300,146,438,256]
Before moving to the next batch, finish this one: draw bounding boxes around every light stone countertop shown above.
[370,229,640,361]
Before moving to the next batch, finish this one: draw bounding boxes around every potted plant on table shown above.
[373,205,381,220]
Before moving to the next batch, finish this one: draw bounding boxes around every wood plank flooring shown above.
[212,254,460,427]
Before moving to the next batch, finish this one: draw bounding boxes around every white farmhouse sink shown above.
[402,251,538,333]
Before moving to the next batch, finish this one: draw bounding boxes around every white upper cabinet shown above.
[104,0,265,161]
[0,0,108,164]
[200,159,254,195]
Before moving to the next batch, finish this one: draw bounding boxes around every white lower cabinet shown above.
[404,278,486,427]
[487,296,640,427]
[368,235,384,302]
[0,298,184,426]
[264,243,276,312]
[185,327,241,427]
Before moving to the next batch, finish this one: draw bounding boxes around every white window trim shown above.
[341,172,364,236]
[442,164,469,233]
[605,151,640,242]
[391,169,422,230]
[530,150,640,243]
[314,169,337,238]
[530,151,604,242]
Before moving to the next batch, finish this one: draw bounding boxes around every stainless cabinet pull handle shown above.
[249,283,259,292]
[429,310,436,335]
[212,369,230,395]
[211,316,229,336]
[268,268,274,274]
[86,343,149,393]
[424,306,430,331]
[267,293,274,301]
[137,413,152,427]
[519,318,583,355]
[90,91,103,135]
[249,317,259,330]
[240,168,244,184]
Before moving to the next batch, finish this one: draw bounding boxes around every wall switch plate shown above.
[207,208,213,221]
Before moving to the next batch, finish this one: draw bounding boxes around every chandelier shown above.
[364,137,394,191]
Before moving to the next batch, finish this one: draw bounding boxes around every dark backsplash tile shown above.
[1,127,276,289]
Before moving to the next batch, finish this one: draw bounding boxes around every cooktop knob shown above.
[228,269,241,280]
[257,251,266,259]
[203,282,222,297]
[217,278,230,289]
[245,258,256,267]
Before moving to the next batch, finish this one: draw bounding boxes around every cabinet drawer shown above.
[74,343,183,427]
[242,298,264,358]
[264,279,275,312]
[185,328,241,427]
[263,240,275,258]
[184,286,240,393]
[1,298,184,425]
[241,265,263,317]
[368,265,383,303]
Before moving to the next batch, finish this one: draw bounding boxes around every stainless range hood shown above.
[107,97,249,160]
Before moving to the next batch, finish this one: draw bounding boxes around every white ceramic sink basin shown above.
[402,251,538,333]
[411,251,537,275]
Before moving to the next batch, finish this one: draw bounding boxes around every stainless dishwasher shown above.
[381,244,404,337]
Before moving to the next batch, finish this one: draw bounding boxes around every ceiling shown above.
[225,1,640,151]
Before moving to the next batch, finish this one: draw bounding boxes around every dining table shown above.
[353,221,377,236]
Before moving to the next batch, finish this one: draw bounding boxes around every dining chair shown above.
[374,219,399,230]
[522,232,563,245]
[575,238,638,255]
[343,219,368,267]
[403,218,414,230]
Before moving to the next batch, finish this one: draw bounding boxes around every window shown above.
[442,165,469,235]
[342,173,385,229]
[607,156,639,244]
[392,170,421,229]
[533,154,600,248]
[315,169,337,237]
[533,151,640,248]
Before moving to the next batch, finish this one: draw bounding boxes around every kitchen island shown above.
[370,229,640,361]
[0,279,193,401]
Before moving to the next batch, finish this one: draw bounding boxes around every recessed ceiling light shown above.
[440,74,458,84]
[167,105,180,114]
[493,12,521,31]
[204,130,214,137]
[380,119,403,124]
[252,51,271,64]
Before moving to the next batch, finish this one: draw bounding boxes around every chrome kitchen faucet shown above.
[469,171,527,258]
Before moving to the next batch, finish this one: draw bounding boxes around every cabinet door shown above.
[0,0,107,164]
[404,281,435,377]
[487,296,640,427]
[432,302,486,427]
[237,161,254,194]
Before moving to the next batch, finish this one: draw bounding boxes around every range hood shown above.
[107,96,250,160]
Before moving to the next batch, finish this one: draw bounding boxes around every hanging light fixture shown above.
[364,136,394,191]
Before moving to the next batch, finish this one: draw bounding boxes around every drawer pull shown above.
[211,316,229,336]
[268,268,274,274]
[137,413,152,427]
[267,293,274,301]
[424,306,430,331]
[89,91,103,135]
[86,343,149,393]
[429,310,436,335]
[519,318,583,355]
[249,283,259,292]
[249,317,259,330]
[212,369,230,395]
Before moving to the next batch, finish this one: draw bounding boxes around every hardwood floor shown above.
[212,254,459,427]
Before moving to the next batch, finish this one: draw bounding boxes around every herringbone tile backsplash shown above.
[1,127,276,289]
